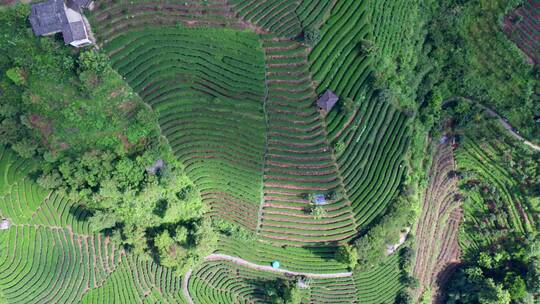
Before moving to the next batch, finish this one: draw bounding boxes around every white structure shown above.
[0,219,10,230]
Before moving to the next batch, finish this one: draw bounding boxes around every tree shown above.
[333,140,346,156]
[303,26,321,46]
[399,247,415,271]
[479,279,511,304]
[340,97,357,114]
[505,274,526,301]
[400,274,419,289]
[335,245,358,270]
[395,290,413,304]
[5,67,25,86]
[262,279,305,304]
[11,137,38,158]
[213,219,256,241]
[78,50,109,74]
[357,39,376,55]
[287,284,303,304]
[526,259,540,293]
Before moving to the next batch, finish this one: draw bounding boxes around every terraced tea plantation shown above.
[504,0,540,64]
[0,147,188,303]
[5,0,539,302]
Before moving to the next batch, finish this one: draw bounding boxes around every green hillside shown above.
[0,0,539,303]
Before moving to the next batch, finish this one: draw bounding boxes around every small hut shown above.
[313,194,326,205]
[0,219,10,230]
[146,159,165,174]
[316,89,339,113]
[297,276,310,289]
[271,261,280,269]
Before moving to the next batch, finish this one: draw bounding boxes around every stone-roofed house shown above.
[316,89,339,113]
[29,0,93,48]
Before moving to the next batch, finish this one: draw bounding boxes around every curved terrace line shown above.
[182,253,354,302]
[204,253,353,278]
[445,97,540,152]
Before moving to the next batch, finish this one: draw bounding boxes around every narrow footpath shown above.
[182,269,194,304]
[445,97,540,152]
[182,253,353,302]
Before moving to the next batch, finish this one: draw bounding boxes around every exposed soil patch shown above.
[413,140,462,302]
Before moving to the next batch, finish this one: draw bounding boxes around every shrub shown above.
[303,26,321,46]
[333,140,346,156]
[310,206,327,219]
[11,137,38,158]
[5,67,25,86]
[335,245,358,270]
[262,278,306,304]
[395,290,413,304]
[213,219,256,241]
[357,39,376,55]
[78,50,109,74]
[398,247,415,271]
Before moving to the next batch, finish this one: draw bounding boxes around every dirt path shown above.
[182,253,353,302]
[446,97,540,152]
[182,269,194,304]
[204,254,353,278]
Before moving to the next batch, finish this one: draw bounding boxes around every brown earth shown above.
[413,139,462,303]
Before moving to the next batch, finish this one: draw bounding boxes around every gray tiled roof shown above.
[62,21,86,44]
[30,0,91,45]
[29,0,67,35]
[316,89,339,112]
[67,0,92,9]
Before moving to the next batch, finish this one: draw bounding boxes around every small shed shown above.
[297,277,309,289]
[0,219,10,230]
[271,261,280,269]
[146,159,165,175]
[313,194,326,205]
[534,116,540,123]
[316,89,339,112]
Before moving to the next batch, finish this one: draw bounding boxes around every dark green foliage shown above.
[78,50,109,74]
[354,197,414,269]
[262,279,304,304]
[398,246,415,272]
[335,245,358,270]
[303,26,321,46]
[5,67,25,85]
[0,7,154,157]
[213,219,256,242]
[357,39,376,56]
[427,0,540,142]
[445,235,540,303]
[395,289,413,304]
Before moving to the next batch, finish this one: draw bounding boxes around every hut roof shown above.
[316,89,339,112]
[29,0,92,45]
[29,0,67,36]
[313,194,326,205]
[0,219,10,230]
[146,159,165,174]
[62,21,87,44]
